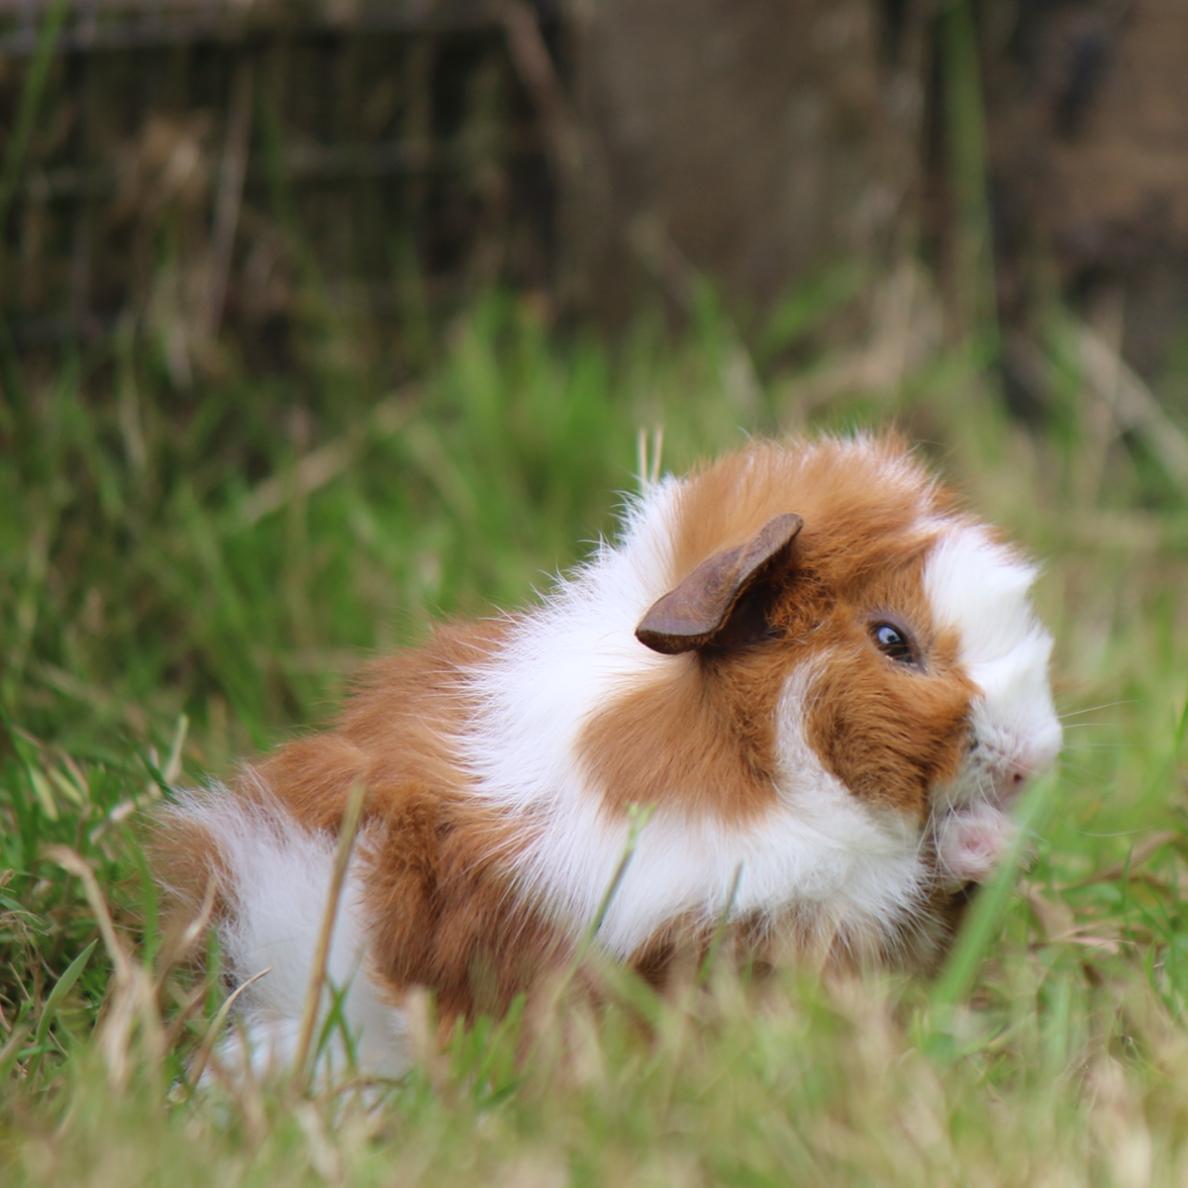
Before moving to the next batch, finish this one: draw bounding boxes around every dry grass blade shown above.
[1077,320,1188,485]
[1061,830,1181,890]
[290,780,368,1091]
[153,873,217,995]
[1022,883,1077,942]
[238,393,415,528]
[635,425,665,490]
[497,0,582,175]
[47,845,167,1088]
[186,966,272,1091]
[96,714,189,838]
[162,979,213,1053]
[47,846,133,983]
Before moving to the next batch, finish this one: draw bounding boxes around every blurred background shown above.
[4,0,1188,399]
[1,0,1186,751]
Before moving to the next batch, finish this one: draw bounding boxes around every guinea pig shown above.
[150,433,1062,1080]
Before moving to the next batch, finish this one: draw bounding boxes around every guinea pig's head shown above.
[628,436,1062,896]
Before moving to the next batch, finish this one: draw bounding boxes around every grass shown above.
[1,290,1187,1186]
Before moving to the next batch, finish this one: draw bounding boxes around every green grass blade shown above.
[930,771,1059,1011]
[33,938,98,1053]
[0,0,68,248]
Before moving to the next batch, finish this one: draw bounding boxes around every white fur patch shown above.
[159,785,410,1082]
[769,664,930,937]
[460,480,678,819]
[924,524,1063,787]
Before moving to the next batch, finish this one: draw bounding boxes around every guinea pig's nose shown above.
[999,764,1030,804]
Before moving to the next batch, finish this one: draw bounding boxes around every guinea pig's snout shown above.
[960,693,1063,811]
[961,732,1029,803]
[982,734,1061,806]
[996,761,1033,806]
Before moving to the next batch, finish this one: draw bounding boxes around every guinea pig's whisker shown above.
[1055,761,1102,782]
[1057,752,1108,768]
[972,772,996,809]
[1018,827,1049,848]
[1057,700,1134,720]
[1073,826,1151,839]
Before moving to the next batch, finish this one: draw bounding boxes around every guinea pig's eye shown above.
[870,621,918,666]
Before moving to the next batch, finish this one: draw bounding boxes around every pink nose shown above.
[1001,765,1030,803]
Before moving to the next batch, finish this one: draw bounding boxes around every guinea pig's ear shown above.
[635,512,803,655]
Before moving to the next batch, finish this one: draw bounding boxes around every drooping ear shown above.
[635,513,803,655]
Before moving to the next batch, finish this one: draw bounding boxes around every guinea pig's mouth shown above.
[930,801,1019,891]
[929,724,1066,892]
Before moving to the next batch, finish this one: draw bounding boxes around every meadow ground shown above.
[1,296,1187,1186]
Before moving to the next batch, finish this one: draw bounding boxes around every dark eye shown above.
[871,621,917,665]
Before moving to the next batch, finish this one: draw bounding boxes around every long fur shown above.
[150,434,1062,1080]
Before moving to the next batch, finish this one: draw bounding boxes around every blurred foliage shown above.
[1,286,1187,1183]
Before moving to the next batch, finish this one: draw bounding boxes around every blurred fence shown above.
[3,0,1188,393]
[0,0,564,375]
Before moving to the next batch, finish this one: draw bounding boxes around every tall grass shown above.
[1,283,1187,1183]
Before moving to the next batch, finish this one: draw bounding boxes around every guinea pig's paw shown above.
[935,803,1019,890]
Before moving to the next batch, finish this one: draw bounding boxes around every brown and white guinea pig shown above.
[150,434,1062,1079]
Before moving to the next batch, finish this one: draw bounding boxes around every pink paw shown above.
[935,804,1017,890]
